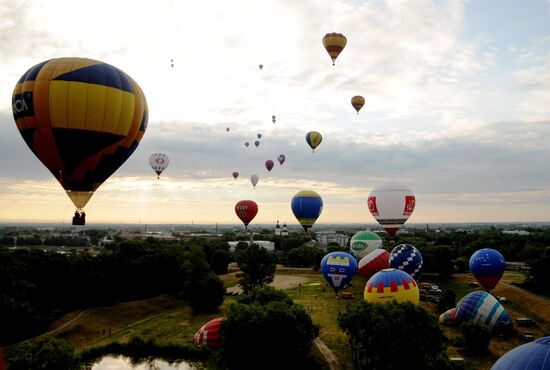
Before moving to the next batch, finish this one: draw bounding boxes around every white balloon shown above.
[367,183,415,236]
[250,174,259,188]
[149,153,169,179]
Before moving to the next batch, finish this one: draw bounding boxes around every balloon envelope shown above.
[321,252,357,293]
[194,317,224,348]
[12,57,148,212]
[305,131,322,152]
[358,249,390,279]
[291,190,323,232]
[149,153,169,179]
[235,200,258,227]
[456,291,513,333]
[254,140,260,148]
[364,268,419,304]
[469,248,506,290]
[322,32,347,65]
[232,172,239,179]
[272,115,276,123]
[491,336,550,370]
[244,142,250,147]
[351,95,365,113]
[439,308,457,325]
[226,127,230,132]
[350,230,383,258]
[368,183,415,236]
[389,244,423,281]
[265,160,274,172]
[250,174,259,188]
[257,133,262,139]
[277,154,285,165]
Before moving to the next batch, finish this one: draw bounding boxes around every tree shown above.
[211,249,231,274]
[438,288,457,312]
[6,337,81,370]
[459,321,491,354]
[235,244,276,293]
[218,287,318,370]
[338,301,452,370]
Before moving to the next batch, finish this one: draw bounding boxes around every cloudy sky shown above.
[0,0,549,225]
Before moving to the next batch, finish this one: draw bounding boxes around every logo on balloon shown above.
[367,196,379,216]
[403,195,415,216]
[12,93,33,119]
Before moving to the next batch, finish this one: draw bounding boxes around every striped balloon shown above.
[491,336,550,370]
[305,131,322,152]
[291,190,323,232]
[322,32,347,65]
[194,317,224,348]
[456,291,513,333]
[389,244,423,281]
[439,308,457,325]
[364,268,419,304]
[358,249,390,279]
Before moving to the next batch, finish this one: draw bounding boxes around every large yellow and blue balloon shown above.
[291,190,323,232]
[469,248,506,291]
[12,57,148,224]
[321,251,357,295]
[364,268,419,304]
[491,336,550,370]
[455,291,513,334]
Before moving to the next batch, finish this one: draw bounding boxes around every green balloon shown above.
[350,231,382,258]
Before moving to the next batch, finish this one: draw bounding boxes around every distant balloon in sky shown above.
[390,244,423,281]
[235,200,258,229]
[469,248,506,291]
[259,64,263,70]
[194,317,224,348]
[322,32,347,65]
[272,115,276,124]
[350,230,383,259]
[357,249,390,280]
[250,174,259,188]
[277,154,286,165]
[232,172,239,180]
[351,95,365,114]
[364,268,419,304]
[368,183,415,236]
[305,131,322,152]
[226,127,230,133]
[491,336,550,370]
[291,190,323,232]
[244,141,250,147]
[265,160,274,172]
[149,153,169,179]
[12,57,148,226]
[254,140,260,148]
[320,251,357,296]
[257,133,262,139]
[170,58,174,68]
[455,291,513,334]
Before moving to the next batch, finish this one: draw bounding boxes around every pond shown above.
[92,355,201,370]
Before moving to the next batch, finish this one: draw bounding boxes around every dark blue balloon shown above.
[320,252,357,293]
[469,248,506,290]
[291,190,323,232]
[491,336,550,370]
[389,244,423,281]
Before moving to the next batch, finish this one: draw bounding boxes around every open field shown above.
[40,269,548,370]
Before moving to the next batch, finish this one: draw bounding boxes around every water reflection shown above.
[92,355,199,370]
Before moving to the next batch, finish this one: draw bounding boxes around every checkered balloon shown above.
[389,244,423,281]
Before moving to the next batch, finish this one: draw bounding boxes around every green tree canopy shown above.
[235,244,276,293]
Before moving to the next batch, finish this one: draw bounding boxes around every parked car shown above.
[468,281,480,287]
[522,332,534,342]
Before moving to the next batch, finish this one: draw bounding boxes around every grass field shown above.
[43,269,548,370]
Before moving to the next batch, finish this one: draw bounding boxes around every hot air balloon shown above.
[291,190,323,232]
[265,160,274,172]
[364,268,419,304]
[254,140,260,148]
[149,153,169,179]
[469,248,506,291]
[12,57,148,225]
[193,317,225,348]
[350,230,383,258]
[320,251,357,296]
[322,32,347,65]
[226,127,230,133]
[389,244,423,281]
[257,133,262,139]
[250,174,259,188]
[357,249,390,279]
[455,291,513,334]
[232,172,239,180]
[439,308,457,325]
[277,154,285,165]
[272,115,276,124]
[367,183,415,236]
[259,64,263,70]
[244,141,250,147]
[235,200,258,229]
[491,336,550,370]
[170,59,174,68]
[351,95,365,114]
[305,131,322,152]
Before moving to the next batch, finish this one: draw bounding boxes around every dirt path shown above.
[314,337,341,370]
[226,274,311,294]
